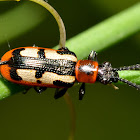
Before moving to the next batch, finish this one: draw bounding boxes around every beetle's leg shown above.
[88,50,97,61]
[34,87,47,94]
[22,87,31,94]
[54,88,68,99]
[79,83,85,100]
[58,47,69,51]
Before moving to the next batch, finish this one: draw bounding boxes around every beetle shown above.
[0,46,140,100]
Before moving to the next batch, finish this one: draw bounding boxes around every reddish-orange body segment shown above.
[75,60,98,83]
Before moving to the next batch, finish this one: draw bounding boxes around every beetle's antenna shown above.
[118,77,140,90]
[111,64,140,90]
[112,64,140,71]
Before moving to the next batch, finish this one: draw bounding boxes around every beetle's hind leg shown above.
[54,88,68,99]
[22,87,31,94]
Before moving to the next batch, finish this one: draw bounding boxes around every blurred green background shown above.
[0,0,140,140]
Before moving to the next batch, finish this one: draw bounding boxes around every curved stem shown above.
[0,1,74,140]
[30,0,66,48]
[1,0,66,48]
[64,93,76,140]
[28,1,75,139]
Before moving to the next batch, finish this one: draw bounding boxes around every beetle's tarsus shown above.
[79,83,85,100]
[22,87,31,94]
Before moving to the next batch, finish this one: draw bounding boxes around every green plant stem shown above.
[118,71,140,84]
[0,3,140,100]
[54,2,140,60]
[64,93,76,140]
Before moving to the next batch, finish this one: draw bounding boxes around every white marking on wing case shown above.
[40,72,75,84]
[44,49,77,62]
[20,48,39,57]
[17,69,37,82]
[17,69,75,85]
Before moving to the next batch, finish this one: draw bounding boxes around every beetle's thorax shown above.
[75,60,98,83]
